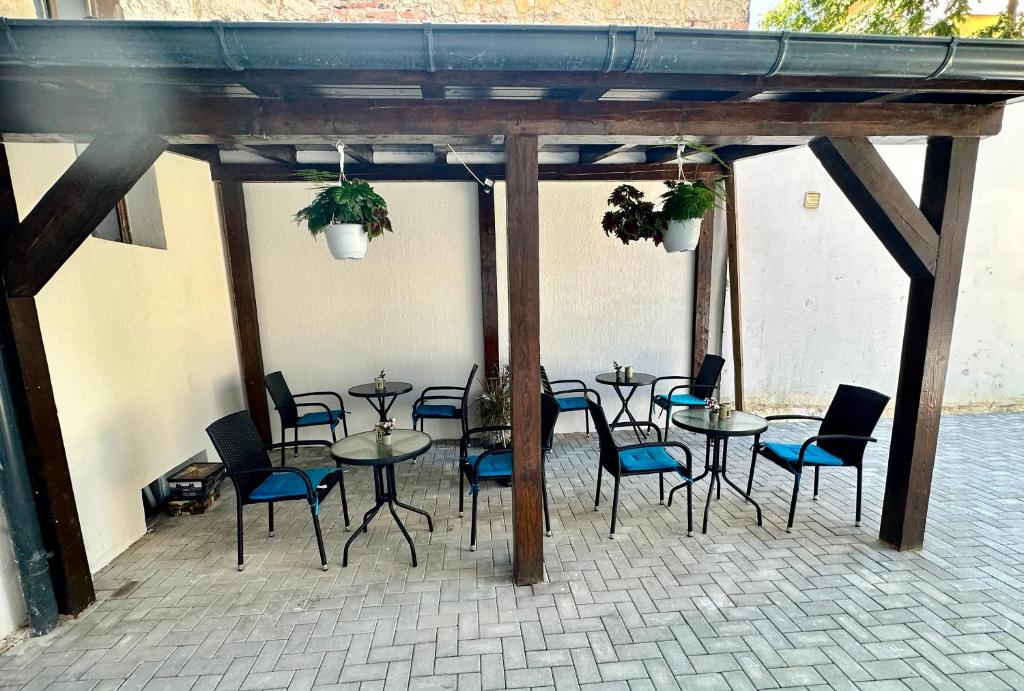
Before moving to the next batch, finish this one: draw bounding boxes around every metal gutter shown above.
[0,19,1022,82]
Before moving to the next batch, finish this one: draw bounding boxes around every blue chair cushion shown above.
[468,451,513,479]
[653,393,706,408]
[296,409,344,427]
[556,396,589,411]
[619,446,680,474]
[249,467,336,502]
[415,404,459,418]
[762,442,844,467]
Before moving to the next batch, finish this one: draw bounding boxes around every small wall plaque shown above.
[804,191,821,209]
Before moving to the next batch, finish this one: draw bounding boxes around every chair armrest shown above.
[465,424,513,438]
[290,401,334,419]
[766,414,823,422]
[550,386,602,404]
[294,390,345,410]
[419,385,465,395]
[266,440,332,450]
[610,421,663,442]
[798,434,876,463]
[651,375,692,392]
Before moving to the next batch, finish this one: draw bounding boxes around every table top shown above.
[330,429,431,467]
[672,409,768,437]
[348,381,414,397]
[595,371,656,387]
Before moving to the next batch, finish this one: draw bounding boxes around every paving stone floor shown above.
[2,413,1024,690]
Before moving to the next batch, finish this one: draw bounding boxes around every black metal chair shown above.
[648,354,726,438]
[541,365,602,434]
[206,410,351,572]
[264,371,348,465]
[412,364,478,437]
[458,394,560,551]
[746,384,889,532]
[588,400,694,538]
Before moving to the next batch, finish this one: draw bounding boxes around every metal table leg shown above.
[342,463,434,568]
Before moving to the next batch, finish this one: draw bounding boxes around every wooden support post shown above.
[0,144,94,615]
[215,181,271,443]
[478,185,499,376]
[880,137,979,550]
[505,133,543,585]
[724,175,745,411]
[1,134,166,297]
[691,210,715,376]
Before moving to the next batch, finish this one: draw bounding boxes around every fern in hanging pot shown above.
[293,170,393,260]
[658,179,725,253]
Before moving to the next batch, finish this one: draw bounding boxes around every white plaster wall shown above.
[721,103,1024,413]
[496,181,714,432]
[245,182,483,438]
[3,144,243,582]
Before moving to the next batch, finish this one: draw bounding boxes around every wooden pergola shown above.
[1,19,1021,615]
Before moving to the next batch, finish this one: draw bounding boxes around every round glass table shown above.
[330,429,433,567]
[670,409,767,534]
[348,381,414,423]
[595,371,657,443]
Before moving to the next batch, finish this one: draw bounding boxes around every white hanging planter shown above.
[325,223,368,260]
[662,218,702,253]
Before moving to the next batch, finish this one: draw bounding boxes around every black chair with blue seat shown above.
[648,354,726,438]
[541,365,602,434]
[412,364,478,437]
[458,393,560,551]
[264,371,348,465]
[746,384,889,532]
[588,400,694,538]
[206,410,351,572]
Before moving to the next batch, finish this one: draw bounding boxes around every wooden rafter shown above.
[0,133,166,297]
[810,137,939,278]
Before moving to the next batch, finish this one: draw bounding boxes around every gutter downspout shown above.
[0,306,58,636]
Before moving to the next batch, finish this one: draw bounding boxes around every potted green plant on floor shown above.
[476,364,512,449]
[294,170,393,260]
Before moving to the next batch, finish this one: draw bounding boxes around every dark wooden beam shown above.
[506,133,543,585]
[0,144,94,615]
[577,144,638,164]
[0,88,1004,141]
[724,175,745,411]
[880,137,980,551]
[691,210,715,377]
[478,186,499,377]
[715,144,794,162]
[810,137,939,278]
[213,162,719,183]
[215,181,272,444]
[344,145,375,164]
[167,144,220,165]
[420,84,446,100]
[0,133,166,297]
[230,144,296,165]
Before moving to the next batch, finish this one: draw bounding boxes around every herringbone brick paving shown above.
[2,413,1023,690]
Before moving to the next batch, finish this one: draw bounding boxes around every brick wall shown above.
[107,0,749,29]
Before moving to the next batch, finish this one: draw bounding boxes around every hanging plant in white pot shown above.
[293,151,393,260]
[658,179,723,253]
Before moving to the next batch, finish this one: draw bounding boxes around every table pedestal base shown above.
[343,464,433,567]
[669,435,762,534]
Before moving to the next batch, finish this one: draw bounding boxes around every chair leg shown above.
[663,405,672,439]
[585,410,590,435]
[659,472,664,504]
[594,464,603,510]
[542,470,552,537]
[459,468,465,517]
[293,427,299,457]
[236,501,245,571]
[813,466,820,500]
[470,489,479,551]
[787,473,801,533]
[686,476,693,536]
[746,450,758,497]
[342,414,349,438]
[311,507,328,571]
[337,471,351,530]
[331,424,337,443]
[855,464,863,526]
[268,502,274,537]
[609,475,621,539]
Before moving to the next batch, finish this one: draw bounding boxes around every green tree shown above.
[762,0,1022,38]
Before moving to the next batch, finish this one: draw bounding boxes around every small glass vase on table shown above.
[375,417,396,452]
[374,369,386,391]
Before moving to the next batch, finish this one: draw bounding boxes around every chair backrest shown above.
[264,371,297,427]
[540,365,555,396]
[206,411,273,498]
[541,393,560,453]
[460,364,479,435]
[586,400,622,473]
[691,354,726,400]
[817,384,890,463]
